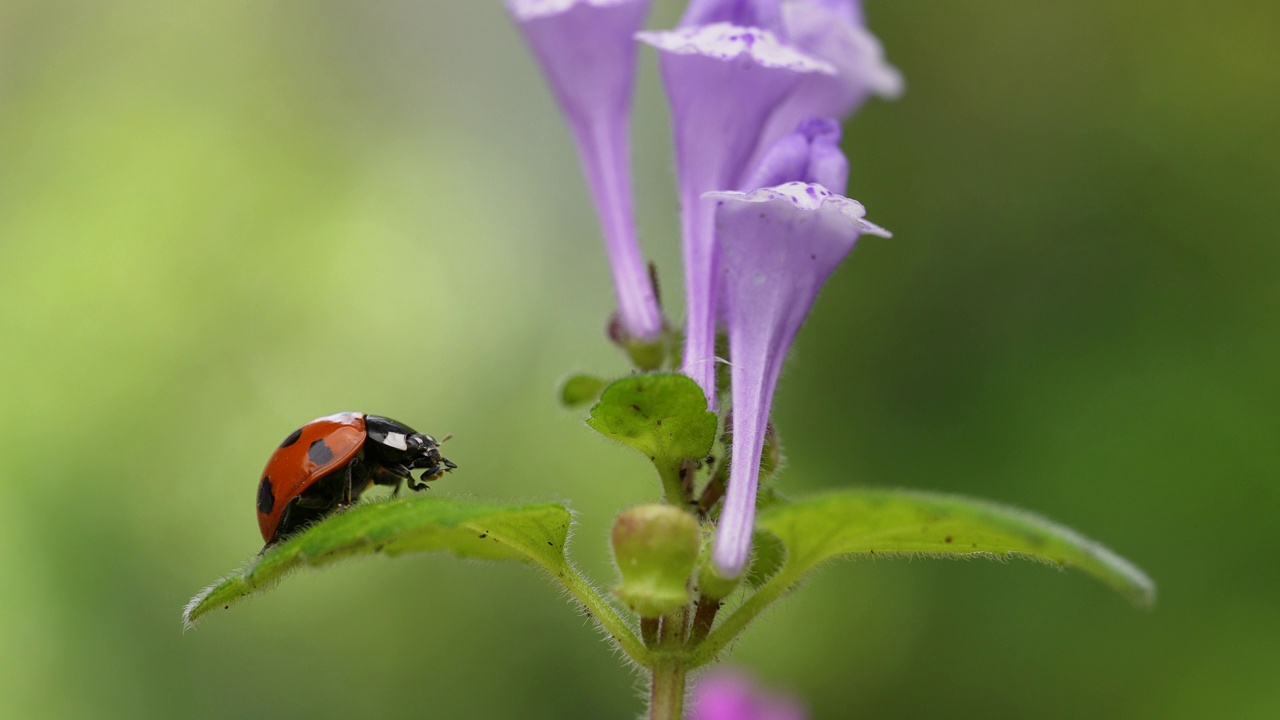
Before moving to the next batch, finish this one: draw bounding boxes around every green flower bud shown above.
[697,551,743,601]
[611,504,700,618]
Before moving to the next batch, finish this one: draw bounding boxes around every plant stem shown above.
[679,458,697,503]
[556,564,650,666]
[687,595,720,646]
[658,462,689,507]
[686,567,796,669]
[641,617,660,647]
[696,466,727,516]
[649,657,686,720]
[650,606,690,720]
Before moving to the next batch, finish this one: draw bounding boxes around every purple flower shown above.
[679,0,782,32]
[637,24,833,406]
[508,0,664,341]
[759,0,903,150]
[707,182,889,579]
[741,116,848,197]
[691,669,807,720]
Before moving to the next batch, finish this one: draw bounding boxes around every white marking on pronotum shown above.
[382,432,408,451]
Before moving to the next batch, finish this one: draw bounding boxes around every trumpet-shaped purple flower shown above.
[691,669,807,720]
[760,0,903,150]
[707,182,889,579]
[637,24,834,406]
[508,0,664,341]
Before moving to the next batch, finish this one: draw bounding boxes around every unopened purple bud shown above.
[741,117,848,195]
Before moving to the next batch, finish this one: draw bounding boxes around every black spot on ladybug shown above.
[279,427,303,448]
[308,438,335,466]
[257,477,275,514]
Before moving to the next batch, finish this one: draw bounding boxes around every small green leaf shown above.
[587,374,716,462]
[757,489,1155,607]
[560,373,607,408]
[183,496,572,628]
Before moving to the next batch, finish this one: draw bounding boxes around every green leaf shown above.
[560,373,607,409]
[745,530,786,589]
[183,496,572,628]
[586,373,717,502]
[756,488,1155,607]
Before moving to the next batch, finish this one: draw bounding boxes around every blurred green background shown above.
[2,0,1276,717]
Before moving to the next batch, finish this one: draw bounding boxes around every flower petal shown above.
[758,0,902,152]
[638,23,833,405]
[678,0,783,34]
[741,117,849,195]
[706,182,887,578]
[509,0,664,340]
[691,668,808,720]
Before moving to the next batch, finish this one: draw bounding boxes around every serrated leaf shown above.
[586,373,717,467]
[184,496,572,628]
[560,373,607,408]
[756,489,1155,607]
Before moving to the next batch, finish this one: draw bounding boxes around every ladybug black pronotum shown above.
[255,412,456,549]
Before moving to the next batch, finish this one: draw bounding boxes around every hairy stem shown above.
[650,606,690,720]
[687,568,796,669]
[641,617,660,647]
[687,595,721,646]
[649,659,687,720]
[696,464,728,516]
[556,564,650,666]
[658,462,690,507]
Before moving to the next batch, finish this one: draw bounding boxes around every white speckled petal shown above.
[637,23,834,74]
[705,182,891,238]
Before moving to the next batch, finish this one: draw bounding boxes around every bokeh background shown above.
[2,1,1277,717]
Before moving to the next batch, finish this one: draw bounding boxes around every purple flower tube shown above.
[637,24,833,407]
[706,182,889,579]
[508,0,664,342]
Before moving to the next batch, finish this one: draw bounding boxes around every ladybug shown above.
[255,412,456,548]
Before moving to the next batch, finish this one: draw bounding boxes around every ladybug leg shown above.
[407,473,431,491]
[385,466,413,497]
[341,457,363,507]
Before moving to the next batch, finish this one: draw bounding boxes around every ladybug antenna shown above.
[439,433,454,444]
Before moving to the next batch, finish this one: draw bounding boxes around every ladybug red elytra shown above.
[256,412,456,548]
